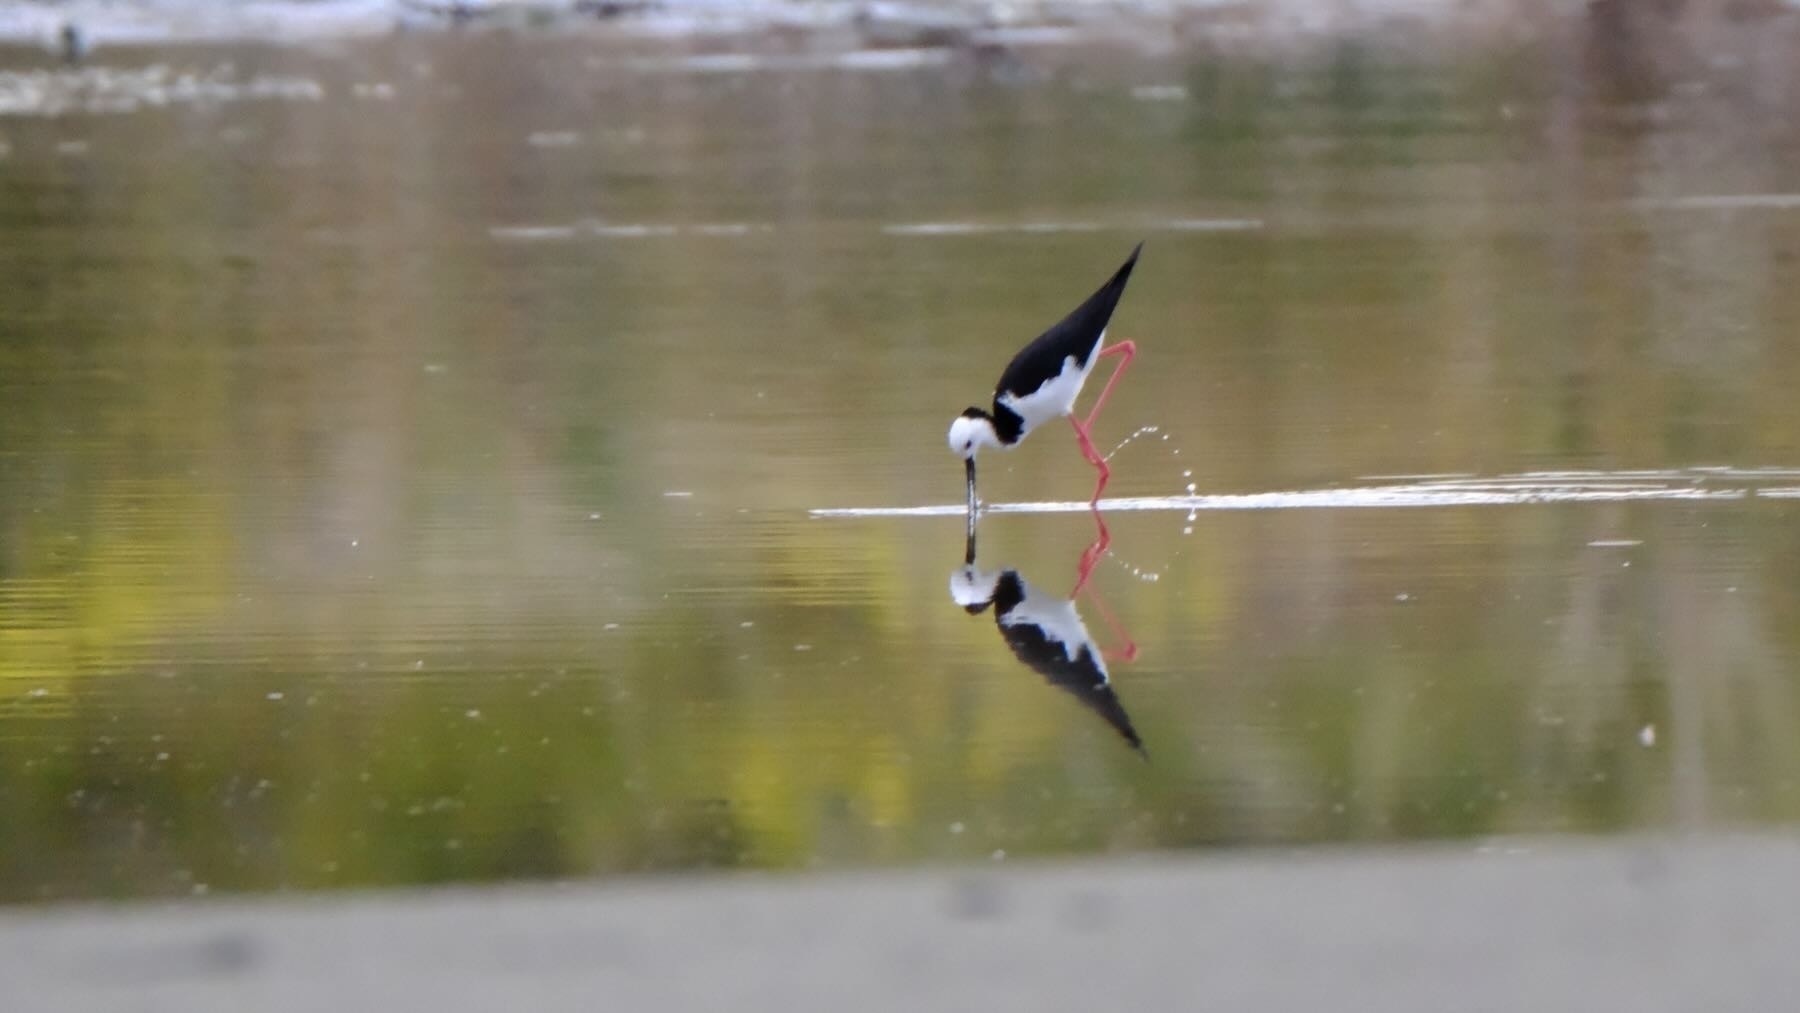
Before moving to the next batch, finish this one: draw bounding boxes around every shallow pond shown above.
[4,28,1800,901]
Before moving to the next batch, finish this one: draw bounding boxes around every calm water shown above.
[5,28,1800,902]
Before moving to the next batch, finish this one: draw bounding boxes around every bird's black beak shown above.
[964,456,977,519]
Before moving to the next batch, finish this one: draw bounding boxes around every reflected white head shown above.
[947,408,999,460]
[950,564,1001,611]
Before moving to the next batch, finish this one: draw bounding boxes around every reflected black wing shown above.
[994,242,1142,403]
[990,573,1143,751]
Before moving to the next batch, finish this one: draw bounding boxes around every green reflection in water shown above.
[5,30,1800,902]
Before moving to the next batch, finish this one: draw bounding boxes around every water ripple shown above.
[811,468,1785,518]
[882,218,1263,237]
[0,66,323,118]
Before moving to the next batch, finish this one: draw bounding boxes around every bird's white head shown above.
[947,408,998,460]
[950,407,999,517]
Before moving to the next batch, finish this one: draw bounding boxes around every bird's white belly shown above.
[998,347,1098,437]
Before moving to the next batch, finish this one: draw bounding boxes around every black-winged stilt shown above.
[952,532,1143,752]
[948,243,1144,512]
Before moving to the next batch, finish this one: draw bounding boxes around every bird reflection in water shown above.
[950,515,1144,753]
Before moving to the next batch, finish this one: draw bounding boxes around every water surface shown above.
[5,30,1800,901]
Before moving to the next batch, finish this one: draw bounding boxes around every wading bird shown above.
[947,243,1143,513]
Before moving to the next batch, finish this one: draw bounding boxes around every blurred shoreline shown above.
[5,831,1799,1011]
[0,0,1792,55]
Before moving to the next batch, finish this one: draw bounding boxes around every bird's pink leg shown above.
[1069,416,1111,504]
[1069,340,1136,503]
[1082,340,1137,432]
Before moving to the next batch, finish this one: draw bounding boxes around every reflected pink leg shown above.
[1084,583,1139,664]
[1070,508,1138,661]
[1072,506,1110,595]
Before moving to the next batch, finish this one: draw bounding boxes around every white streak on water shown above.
[491,219,1256,242]
[0,66,325,118]
[590,223,680,238]
[883,218,1263,237]
[527,131,581,148]
[1635,194,1800,211]
[885,222,1099,236]
[624,48,953,74]
[489,225,580,241]
[690,223,761,236]
[831,48,955,71]
[811,473,1762,518]
[1158,217,1266,231]
[1131,84,1189,102]
[489,221,771,242]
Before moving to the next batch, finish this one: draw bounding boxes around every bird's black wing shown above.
[993,242,1143,404]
